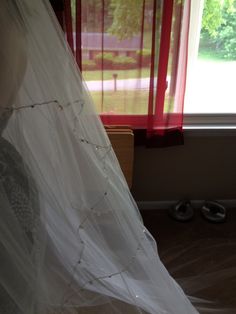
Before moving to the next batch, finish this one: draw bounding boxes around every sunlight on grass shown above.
[83,68,150,81]
[90,90,149,114]
[198,51,229,62]
[90,90,175,115]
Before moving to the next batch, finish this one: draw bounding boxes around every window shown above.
[80,1,157,116]
[184,0,236,128]
[54,0,191,143]
[76,0,190,137]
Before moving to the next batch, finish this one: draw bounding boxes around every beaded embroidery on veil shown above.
[0,117,39,313]
[0,1,201,313]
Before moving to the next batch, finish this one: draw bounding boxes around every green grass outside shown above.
[90,90,174,114]
[90,90,149,114]
[198,45,236,62]
[82,68,151,81]
[198,50,227,62]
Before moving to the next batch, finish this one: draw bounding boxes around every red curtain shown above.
[51,0,191,146]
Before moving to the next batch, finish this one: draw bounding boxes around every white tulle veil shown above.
[0,1,235,314]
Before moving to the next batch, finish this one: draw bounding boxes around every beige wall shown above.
[131,134,236,201]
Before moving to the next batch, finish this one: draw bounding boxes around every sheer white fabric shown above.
[0,1,231,314]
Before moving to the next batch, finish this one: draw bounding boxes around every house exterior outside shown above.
[79,33,141,60]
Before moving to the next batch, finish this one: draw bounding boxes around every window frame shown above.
[183,0,236,133]
[183,114,236,136]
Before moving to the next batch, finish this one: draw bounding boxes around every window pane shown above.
[184,0,236,114]
[79,0,162,115]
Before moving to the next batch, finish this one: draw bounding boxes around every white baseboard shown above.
[137,199,236,210]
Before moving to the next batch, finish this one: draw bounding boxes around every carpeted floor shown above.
[141,208,236,313]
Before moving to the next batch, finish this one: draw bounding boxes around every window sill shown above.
[183,114,236,136]
[184,126,236,137]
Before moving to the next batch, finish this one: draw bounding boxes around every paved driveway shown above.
[85,77,151,91]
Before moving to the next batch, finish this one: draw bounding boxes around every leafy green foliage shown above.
[216,1,236,59]
[136,49,151,57]
[201,0,223,37]
[93,53,137,70]
[82,59,96,71]
[71,0,112,32]
[112,55,137,69]
[201,0,236,59]
[108,0,143,40]
[94,52,114,68]
[136,49,151,66]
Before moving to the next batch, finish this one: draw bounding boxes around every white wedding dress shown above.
[0,1,201,313]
